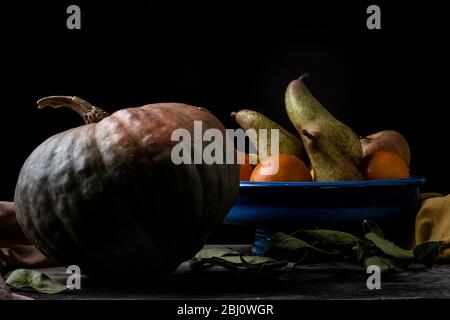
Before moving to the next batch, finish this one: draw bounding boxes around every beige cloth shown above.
[414,193,450,259]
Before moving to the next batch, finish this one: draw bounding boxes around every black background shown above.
[1,1,449,241]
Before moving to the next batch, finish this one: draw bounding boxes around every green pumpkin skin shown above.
[14,102,239,281]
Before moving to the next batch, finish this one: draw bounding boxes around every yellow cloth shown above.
[414,193,450,259]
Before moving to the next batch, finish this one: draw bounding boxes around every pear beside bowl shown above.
[224,176,425,254]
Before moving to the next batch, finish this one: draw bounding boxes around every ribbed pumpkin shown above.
[14,96,239,280]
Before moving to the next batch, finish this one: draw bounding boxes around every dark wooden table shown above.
[19,245,450,300]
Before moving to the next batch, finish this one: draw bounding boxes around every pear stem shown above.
[299,73,310,81]
[230,112,237,118]
[37,96,110,124]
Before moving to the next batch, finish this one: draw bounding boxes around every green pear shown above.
[231,109,305,161]
[285,74,362,166]
[361,130,410,166]
[302,129,363,181]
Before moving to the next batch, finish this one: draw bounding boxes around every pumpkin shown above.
[14,96,239,280]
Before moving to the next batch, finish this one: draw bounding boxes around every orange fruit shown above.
[236,150,256,181]
[236,150,257,165]
[240,163,254,181]
[250,154,312,182]
[361,151,409,180]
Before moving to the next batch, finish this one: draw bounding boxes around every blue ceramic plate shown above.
[224,176,425,254]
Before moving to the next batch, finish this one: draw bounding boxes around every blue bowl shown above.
[224,176,425,254]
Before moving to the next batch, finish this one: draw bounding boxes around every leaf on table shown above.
[365,232,414,259]
[294,229,361,246]
[6,269,66,294]
[203,257,242,272]
[194,248,240,259]
[213,255,244,264]
[210,255,279,265]
[239,255,288,270]
[413,241,443,268]
[363,220,384,238]
[363,256,405,273]
[286,262,297,269]
[209,255,287,270]
[193,252,242,272]
[266,232,338,257]
[277,272,335,283]
[193,248,288,272]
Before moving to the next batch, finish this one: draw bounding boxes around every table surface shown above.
[16,245,450,300]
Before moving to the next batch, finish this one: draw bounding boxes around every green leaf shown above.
[363,256,405,273]
[194,248,240,259]
[6,269,66,294]
[286,262,297,269]
[205,257,242,272]
[266,232,338,256]
[365,232,414,259]
[240,256,288,270]
[363,220,384,238]
[210,255,281,265]
[193,255,243,272]
[413,241,443,268]
[211,256,242,264]
[194,248,288,272]
[294,229,361,246]
[363,256,390,273]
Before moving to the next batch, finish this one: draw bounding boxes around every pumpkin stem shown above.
[37,96,110,124]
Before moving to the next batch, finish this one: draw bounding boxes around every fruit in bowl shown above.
[234,73,413,183]
[229,73,421,254]
[250,154,312,182]
[361,130,411,166]
[361,150,409,180]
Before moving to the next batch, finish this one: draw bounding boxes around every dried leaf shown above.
[413,241,443,268]
[208,255,242,264]
[363,220,384,238]
[266,232,338,256]
[365,232,414,259]
[6,269,66,294]
[205,257,242,272]
[194,248,287,271]
[363,256,405,273]
[295,229,361,246]
[240,256,288,270]
[194,248,240,259]
[264,232,340,263]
